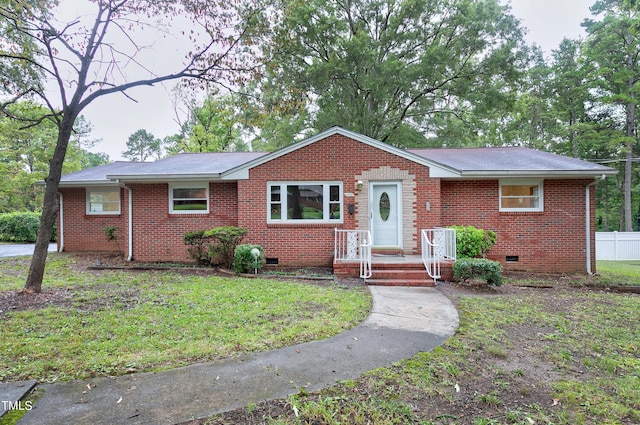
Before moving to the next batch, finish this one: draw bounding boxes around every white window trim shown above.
[499,179,544,212]
[267,181,343,223]
[86,187,121,215]
[169,182,209,214]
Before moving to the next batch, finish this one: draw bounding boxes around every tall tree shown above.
[549,39,590,158]
[122,129,162,161]
[0,102,107,212]
[260,0,528,146]
[582,0,640,231]
[0,0,265,292]
[169,90,244,153]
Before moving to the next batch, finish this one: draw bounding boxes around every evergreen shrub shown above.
[233,244,264,274]
[0,212,56,242]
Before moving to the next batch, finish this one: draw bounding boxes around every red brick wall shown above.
[58,188,129,253]
[441,179,594,273]
[60,182,238,262]
[59,136,596,274]
[236,134,437,266]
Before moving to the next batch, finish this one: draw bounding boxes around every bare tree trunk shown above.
[25,113,77,292]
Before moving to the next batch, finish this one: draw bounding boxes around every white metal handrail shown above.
[433,227,457,260]
[422,228,456,281]
[359,231,372,280]
[334,229,372,279]
[422,230,441,280]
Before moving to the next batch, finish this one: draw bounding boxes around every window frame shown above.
[86,187,121,215]
[499,179,544,212]
[267,181,343,223]
[169,182,210,214]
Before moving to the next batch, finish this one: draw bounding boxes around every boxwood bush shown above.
[453,258,503,286]
[448,225,497,258]
[183,226,247,268]
[0,212,56,242]
[233,244,264,274]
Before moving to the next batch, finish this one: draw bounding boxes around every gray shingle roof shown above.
[409,147,615,176]
[60,129,616,186]
[60,161,152,184]
[108,152,268,177]
[60,152,269,185]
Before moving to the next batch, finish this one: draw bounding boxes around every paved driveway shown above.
[0,243,57,258]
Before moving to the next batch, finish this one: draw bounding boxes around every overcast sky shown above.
[75,0,594,161]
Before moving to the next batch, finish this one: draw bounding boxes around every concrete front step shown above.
[370,268,430,280]
[366,278,436,287]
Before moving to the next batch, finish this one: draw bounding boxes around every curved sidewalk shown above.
[16,286,459,425]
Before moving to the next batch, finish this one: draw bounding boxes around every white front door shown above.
[371,182,402,248]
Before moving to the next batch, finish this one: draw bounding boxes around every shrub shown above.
[449,225,496,258]
[233,244,264,274]
[205,226,248,269]
[453,258,503,286]
[0,212,56,242]
[183,226,248,268]
[183,230,211,266]
[103,226,122,254]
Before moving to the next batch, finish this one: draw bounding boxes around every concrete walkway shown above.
[9,286,459,425]
[0,243,57,258]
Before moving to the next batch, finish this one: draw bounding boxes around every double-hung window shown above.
[169,183,209,214]
[87,187,120,215]
[268,182,342,223]
[499,180,543,212]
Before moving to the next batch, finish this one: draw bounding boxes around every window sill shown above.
[268,222,343,228]
[499,210,544,215]
[168,213,211,218]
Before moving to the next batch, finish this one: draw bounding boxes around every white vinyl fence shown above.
[596,232,640,260]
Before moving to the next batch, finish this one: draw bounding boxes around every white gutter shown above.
[57,192,64,252]
[586,175,606,274]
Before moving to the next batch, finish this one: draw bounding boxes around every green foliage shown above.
[449,225,497,258]
[122,129,163,161]
[233,244,264,273]
[183,226,248,268]
[167,89,245,154]
[453,258,503,286]
[182,230,211,266]
[205,226,248,269]
[0,212,55,242]
[0,102,108,213]
[102,226,121,253]
[260,0,528,144]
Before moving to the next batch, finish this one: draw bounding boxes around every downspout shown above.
[126,185,133,261]
[57,192,64,252]
[119,183,133,262]
[586,175,606,274]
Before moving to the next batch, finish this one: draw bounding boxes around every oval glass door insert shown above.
[379,192,391,221]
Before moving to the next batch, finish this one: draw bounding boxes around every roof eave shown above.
[58,180,122,187]
[454,170,619,179]
[106,173,223,183]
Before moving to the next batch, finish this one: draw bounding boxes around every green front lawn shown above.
[0,254,370,383]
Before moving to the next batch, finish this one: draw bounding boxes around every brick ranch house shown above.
[56,126,616,280]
